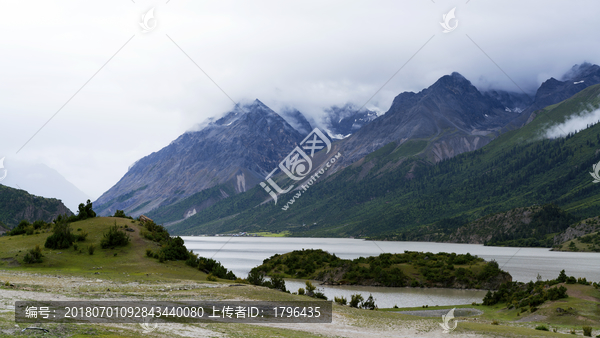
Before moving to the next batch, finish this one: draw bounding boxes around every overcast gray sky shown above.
[1,0,599,200]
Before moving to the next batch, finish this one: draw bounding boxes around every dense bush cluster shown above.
[141,218,235,280]
[44,219,87,249]
[100,223,130,248]
[113,210,133,219]
[184,252,236,280]
[483,270,570,310]
[23,245,43,264]
[255,249,343,278]
[254,250,506,289]
[8,220,51,236]
[246,268,290,292]
[140,220,171,243]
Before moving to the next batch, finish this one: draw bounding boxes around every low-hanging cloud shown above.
[545,108,600,139]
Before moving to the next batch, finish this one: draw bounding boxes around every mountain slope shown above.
[336,72,521,165]
[94,100,304,217]
[321,104,379,139]
[1,161,89,212]
[482,90,533,113]
[506,62,600,129]
[168,84,600,237]
[280,108,313,136]
[0,184,73,228]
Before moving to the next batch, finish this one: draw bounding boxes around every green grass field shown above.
[0,217,214,283]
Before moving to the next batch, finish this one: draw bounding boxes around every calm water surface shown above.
[183,237,600,308]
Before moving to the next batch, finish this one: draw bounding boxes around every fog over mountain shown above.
[0,1,599,200]
[1,159,88,212]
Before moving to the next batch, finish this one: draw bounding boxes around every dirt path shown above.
[0,271,494,337]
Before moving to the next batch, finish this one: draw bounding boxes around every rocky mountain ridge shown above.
[94,100,304,217]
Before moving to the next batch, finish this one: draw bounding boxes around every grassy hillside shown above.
[390,282,600,336]
[0,217,222,282]
[0,184,73,229]
[147,184,235,224]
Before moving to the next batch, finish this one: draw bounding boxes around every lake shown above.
[183,237,600,308]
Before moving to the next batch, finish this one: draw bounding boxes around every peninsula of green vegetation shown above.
[251,249,511,289]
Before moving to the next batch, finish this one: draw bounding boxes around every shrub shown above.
[8,220,31,236]
[535,325,549,331]
[32,220,46,230]
[73,243,78,251]
[146,249,153,257]
[45,220,75,249]
[578,277,589,285]
[157,236,188,261]
[270,275,287,292]
[491,320,499,325]
[583,326,592,337]
[350,294,364,308]
[305,281,316,294]
[297,288,305,295]
[362,294,376,310]
[75,231,88,242]
[77,200,96,220]
[248,269,265,285]
[100,223,130,249]
[23,245,43,264]
[206,274,218,281]
[88,244,96,255]
[557,269,567,283]
[113,210,130,218]
[334,296,347,305]
[188,255,236,280]
[313,291,327,300]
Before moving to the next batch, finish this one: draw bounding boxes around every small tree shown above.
[270,275,287,292]
[350,294,364,308]
[113,210,128,218]
[583,326,592,337]
[100,222,130,248]
[362,294,376,310]
[77,200,96,221]
[45,219,75,249]
[334,296,347,305]
[23,245,43,264]
[247,269,265,286]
